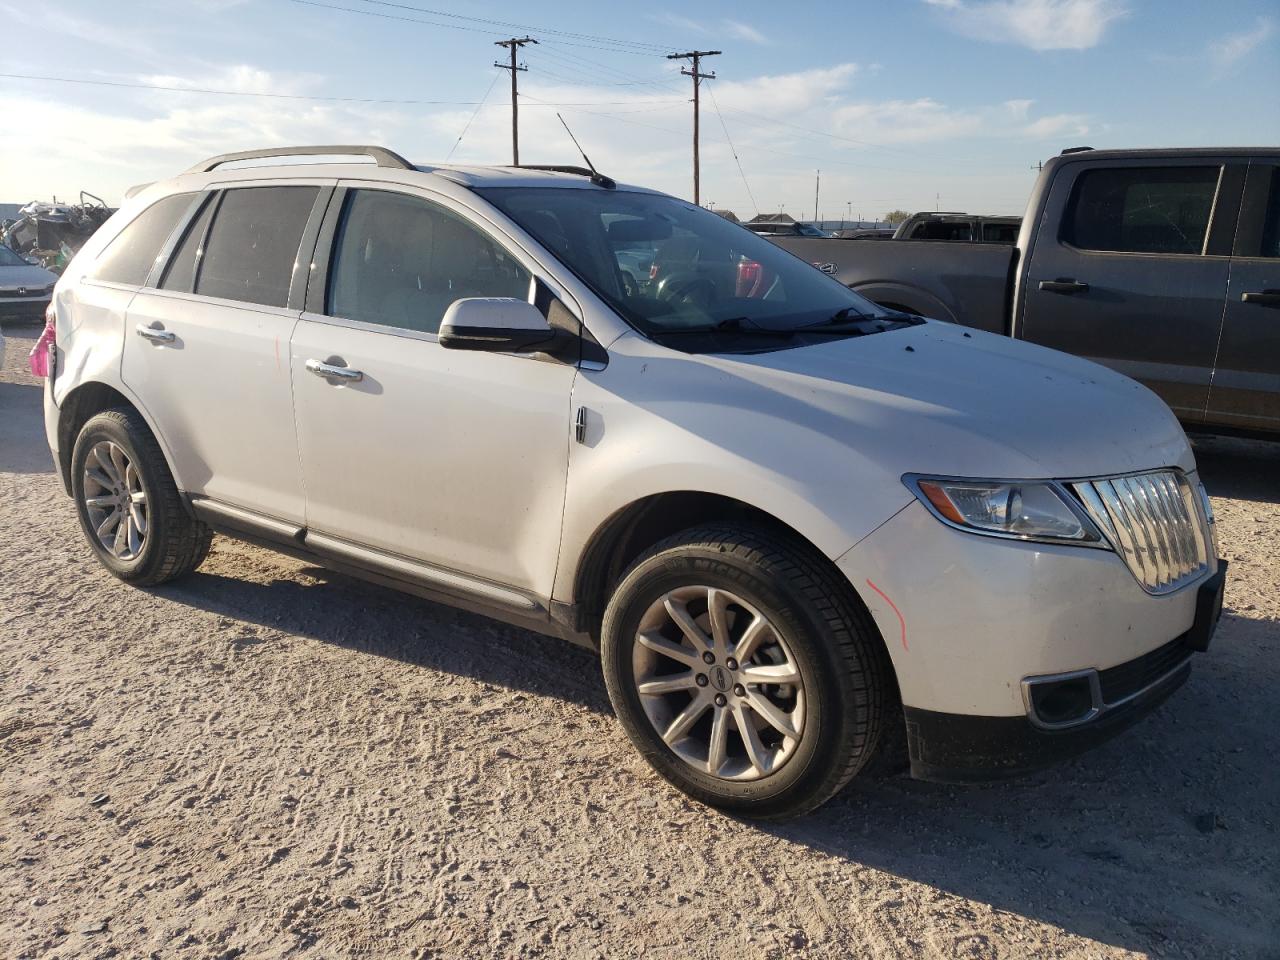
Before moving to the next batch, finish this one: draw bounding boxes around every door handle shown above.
[305,358,364,383]
[1038,279,1089,294]
[1241,290,1280,306]
[135,323,176,344]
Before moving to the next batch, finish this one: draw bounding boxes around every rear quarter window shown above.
[90,193,195,286]
[1062,166,1221,255]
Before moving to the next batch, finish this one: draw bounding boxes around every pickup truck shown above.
[772,147,1280,437]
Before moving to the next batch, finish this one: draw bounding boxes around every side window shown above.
[195,186,319,308]
[327,190,531,334]
[91,193,194,286]
[159,195,216,293]
[1261,167,1280,259]
[1063,166,1221,255]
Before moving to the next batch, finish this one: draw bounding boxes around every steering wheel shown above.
[655,275,716,310]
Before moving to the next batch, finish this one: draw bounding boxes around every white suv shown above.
[41,145,1226,817]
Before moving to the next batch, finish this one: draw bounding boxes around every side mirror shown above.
[438,297,559,353]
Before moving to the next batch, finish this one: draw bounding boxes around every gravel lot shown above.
[2,325,1278,960]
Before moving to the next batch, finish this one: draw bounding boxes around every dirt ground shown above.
[2,325,1277,960]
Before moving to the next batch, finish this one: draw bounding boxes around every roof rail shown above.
[1060,146,1094,155]
[517,164,616,190]
[184,145,414,175]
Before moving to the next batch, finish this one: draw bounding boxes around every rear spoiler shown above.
[123,182,153,200]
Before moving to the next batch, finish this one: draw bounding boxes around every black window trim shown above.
[1056,161,1240,260]
[149,183,330,312]
[1232,161,1280,260]
[301,183,572,345]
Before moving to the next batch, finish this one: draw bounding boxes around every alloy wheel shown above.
[82,440,148,561]
[632,585,806,781]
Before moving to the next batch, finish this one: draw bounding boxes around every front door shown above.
[1207,161,1280,432]
[1020,161,1234,424]
[289,186,575,598]
[122,184,325,523]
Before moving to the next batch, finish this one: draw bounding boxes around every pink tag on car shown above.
[29,316,55,378]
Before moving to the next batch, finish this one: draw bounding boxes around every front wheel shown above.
[600,524,890,819]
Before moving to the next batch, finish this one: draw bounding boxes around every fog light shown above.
[1025,671,1099,728]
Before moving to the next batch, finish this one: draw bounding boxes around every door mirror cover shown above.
[438,297,557,353]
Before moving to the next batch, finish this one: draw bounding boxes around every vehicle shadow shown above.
[1193,435,1280,505]
[156,560,611,714]
[159,549,1278,955]
[0,381,55,474]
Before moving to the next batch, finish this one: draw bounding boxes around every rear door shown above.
[1020,160,1239,423]
[1207,161,1280,433]
[122,182,329,523]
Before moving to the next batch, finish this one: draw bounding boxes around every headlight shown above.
[906,475,1103,545]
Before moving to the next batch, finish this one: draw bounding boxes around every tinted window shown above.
[1064,166,1220,255]
[1261,167,1280,259]
[911,221,974,241]
[479,187,898,339]
[159,196,216,293]
[196,187,318,307]
[982,221,1020,243]
[91,193,194,285]
[327,190,531,334]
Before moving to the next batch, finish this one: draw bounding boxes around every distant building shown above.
[710,208,739,223]
[748,212,795,224]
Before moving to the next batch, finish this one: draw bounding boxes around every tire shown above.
[70,408,212,586]
[600,523,890,819]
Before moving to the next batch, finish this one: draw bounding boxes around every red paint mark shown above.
[274,336,281,372]
[865,578,908,651]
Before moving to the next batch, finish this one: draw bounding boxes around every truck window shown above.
[982,222,1019,243]
[911,221,974,241]
[1261,168,1280,258]
[1063,166,1220,255]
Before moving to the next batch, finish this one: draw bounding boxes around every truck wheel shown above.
[71,409,212,586]
[600,524,889,819]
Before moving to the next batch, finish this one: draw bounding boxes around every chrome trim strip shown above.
[190,497,303,540]
[304,532,540,612]
[1022,652,1194,731]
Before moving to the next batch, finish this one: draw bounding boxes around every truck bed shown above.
[770,237,1017,335]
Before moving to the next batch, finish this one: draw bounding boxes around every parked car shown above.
[771,147,1280,438]
[42,145,1225,818]
[891,212,1022,243]
[747,221,831,238]
[833,228,894,240]
[0,244,59,321]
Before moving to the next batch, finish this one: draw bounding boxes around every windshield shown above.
[0,246,27,267]
[478,187,895,340]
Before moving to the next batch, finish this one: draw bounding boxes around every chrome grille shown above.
[1071,470,1210,595]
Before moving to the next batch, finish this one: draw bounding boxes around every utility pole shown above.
[495,37,537,166]
[668,50,720,205]
[813,170,820,223]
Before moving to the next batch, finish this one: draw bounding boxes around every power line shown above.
[705,82,757,217]
[0,71,482,105]
[348,0,671,53]
[445,69,502,161]
[287,0,666,56]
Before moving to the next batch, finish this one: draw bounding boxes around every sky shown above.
[1,0,1277,220]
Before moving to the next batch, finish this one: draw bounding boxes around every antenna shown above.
[556,113,615,189]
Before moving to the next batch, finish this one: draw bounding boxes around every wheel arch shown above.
[56,380,186,510]
[850,282,957,323]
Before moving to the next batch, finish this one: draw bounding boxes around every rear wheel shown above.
[601,524,889,819]
[71,409,212,586]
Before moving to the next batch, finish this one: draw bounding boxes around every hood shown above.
[713,320,1194,481]
[0,263,58,290]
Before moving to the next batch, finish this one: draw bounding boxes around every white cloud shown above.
[1208,16,1275,70]
[925,0,1126,51]
[725,20,769,45]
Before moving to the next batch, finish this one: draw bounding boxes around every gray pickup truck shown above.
[772,147,1280,437]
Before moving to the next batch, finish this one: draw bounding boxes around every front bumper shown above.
[903,562,1225,782]
[0,295,51,320]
